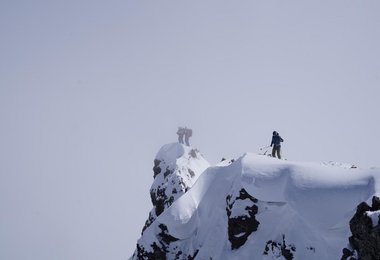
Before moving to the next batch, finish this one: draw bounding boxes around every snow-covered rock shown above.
[342,196,380,260]
[132,144,380,260]
[141,143,210,233]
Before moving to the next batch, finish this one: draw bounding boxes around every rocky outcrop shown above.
[226,188,260,249]
[263,235,296,260]
[141,144,209,233]
[132,144,209,259]
[135,224,179,260]
[342,196,380,260]
[133,222,199,260]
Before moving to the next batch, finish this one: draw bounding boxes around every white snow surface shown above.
[155,143,210,185]
[151,143,210,201]
[366,210,380,227]
[133,144,380,260]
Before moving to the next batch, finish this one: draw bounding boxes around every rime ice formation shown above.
[131,143,380,260]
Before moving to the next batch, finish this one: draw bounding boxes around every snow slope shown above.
[132,143,380,259]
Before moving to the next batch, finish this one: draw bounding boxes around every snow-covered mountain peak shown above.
[142,143,209,233]
[132,144,380,260]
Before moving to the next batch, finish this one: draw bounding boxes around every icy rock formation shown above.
[263,235,296,260]
[131,143,380,260]
[342,196,380,260]
[226,188,260,249]
[141,143,210,233]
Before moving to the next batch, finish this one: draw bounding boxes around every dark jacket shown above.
[271,134,284,147]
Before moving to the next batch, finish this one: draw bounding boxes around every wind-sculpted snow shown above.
[132,144,380,260]
[241,156,375,230]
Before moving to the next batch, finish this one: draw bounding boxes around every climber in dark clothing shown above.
[177,127,185,144]
[184,127,192,146]
[271,131,284,159]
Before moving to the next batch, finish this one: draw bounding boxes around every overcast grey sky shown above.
[1,1,380,259]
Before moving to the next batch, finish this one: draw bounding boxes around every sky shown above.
[0,0,379,259]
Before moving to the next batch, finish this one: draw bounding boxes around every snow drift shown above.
[131,143,380,260]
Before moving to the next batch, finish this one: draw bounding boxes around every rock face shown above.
[133,143,209,259]
[342,196,380,260]
[135,224,179,260]
[226,188,260,249]
[263,235,296,260]
[141,144,209,233]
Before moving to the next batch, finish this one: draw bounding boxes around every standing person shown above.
[177,127,185,144]
[270,131,284,159]
[184,127,192,146]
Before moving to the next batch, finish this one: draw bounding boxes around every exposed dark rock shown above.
[134,146,210,259]
[136,224,180,260]
[236,188,258,202]
[342,196,380,260]
[163,168,172,178]
[150,187,167,217]
[153,159,161,178]
[174,250,183,260]
[136,242,166,260]
[188,169,195,178]
[189,149,198,158]
[220,158,235,164]
[226,188,260,249]
[356,201,371,215]
[263,235,295,260]
[187,249,199,260]
[341,248,353,260]
[141,212,155,234]
[372,196,380,211]
[142,184,171,233]
[158,224,179,244]
[143,155,203,234]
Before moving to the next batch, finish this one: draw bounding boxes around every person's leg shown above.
[185,137,189,146]
[277,147,281,159]
[272,147,276,157]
